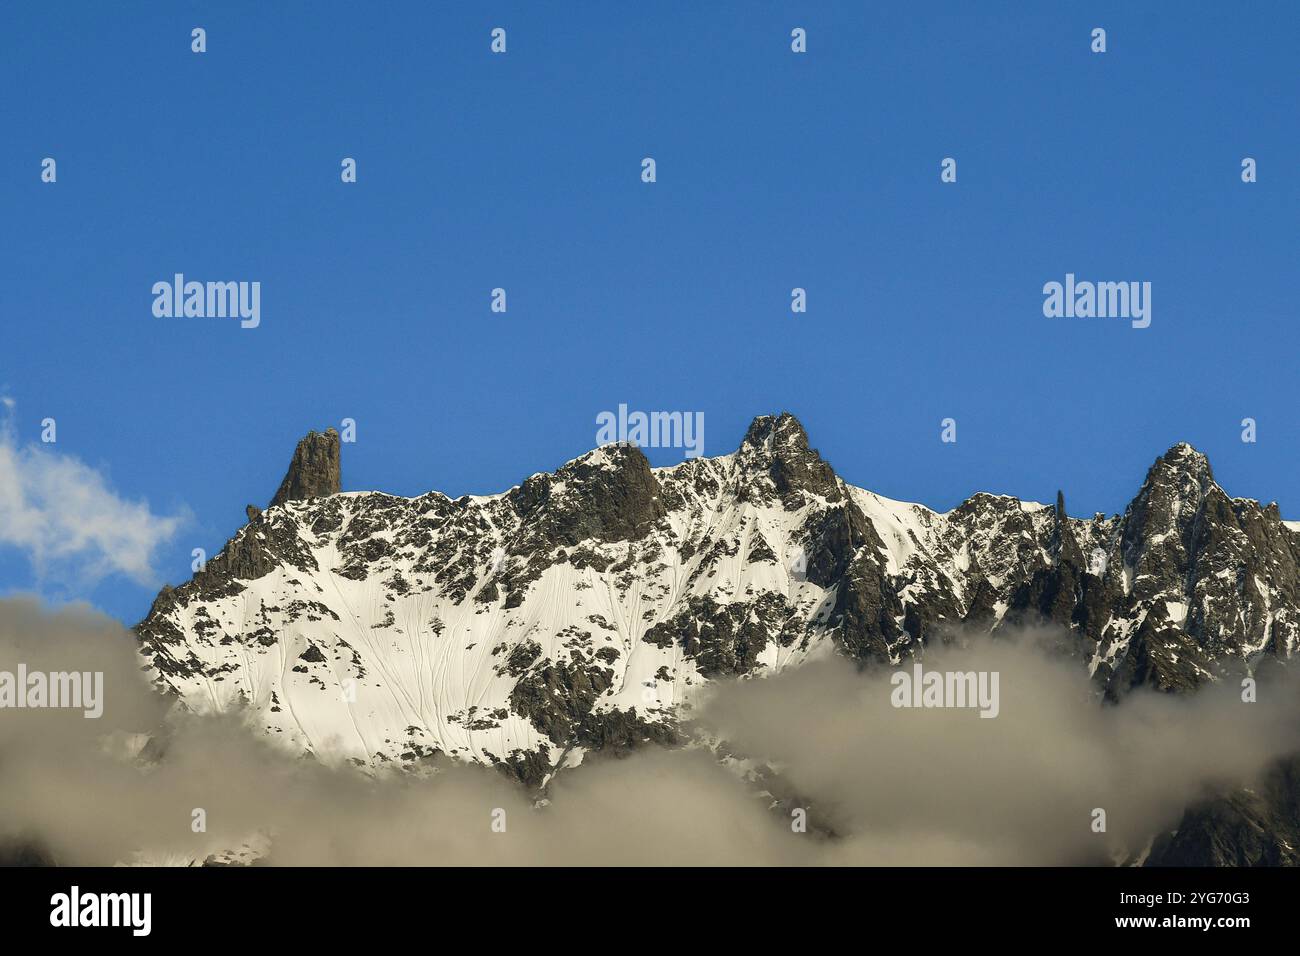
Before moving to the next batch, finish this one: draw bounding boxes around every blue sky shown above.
[1,1,1297,622]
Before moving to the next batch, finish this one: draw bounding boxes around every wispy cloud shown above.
[0,402,186,587]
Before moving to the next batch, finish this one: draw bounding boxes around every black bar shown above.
[1,865,1293,942]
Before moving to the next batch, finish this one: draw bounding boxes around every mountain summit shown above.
[136,417,1300,794]
[270,428,340,507]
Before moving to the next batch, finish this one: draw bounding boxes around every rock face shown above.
[136,414,1300,818]
[1147,755,1300,866]
[270,429,340,508]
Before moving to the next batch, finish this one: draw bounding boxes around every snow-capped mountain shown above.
[136,413,1300,794]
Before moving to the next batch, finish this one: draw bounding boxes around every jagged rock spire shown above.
[741,411,810,452]
[1119,441,1216,559]
[737,412,841,507]
[270,429,341,507]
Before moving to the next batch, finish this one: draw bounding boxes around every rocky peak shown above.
[741,412,810,452]
[1161,441,1213,476]
[1120,442,1218,565]
[736,412,841,507]
[270,429,341,508]
[510,443,666,547]
[1141,442,1216,502]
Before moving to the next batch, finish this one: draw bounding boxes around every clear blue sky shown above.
[2,1,1297,622]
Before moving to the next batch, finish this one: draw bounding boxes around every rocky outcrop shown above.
[509,443,666,548]
[270,429,341,507]
[736,412,843,508]
[1146,754,1300,866]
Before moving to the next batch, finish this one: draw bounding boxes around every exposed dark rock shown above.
[642,593,799,677]
[270,428,341,508]
[508,657,616,745]
[1146,754,1300,866]
[736,412,842,509]
[298,643,326,663]
[509,443,666,548]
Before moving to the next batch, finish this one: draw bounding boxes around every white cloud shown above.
[0,406,185,586]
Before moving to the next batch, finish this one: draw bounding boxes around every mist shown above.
[1,598,1296,866]
[694,630,1300,864]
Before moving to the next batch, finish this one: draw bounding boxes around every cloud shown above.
[692,629,1300,864]
[0,404,185,587]
[1,601,1297,866]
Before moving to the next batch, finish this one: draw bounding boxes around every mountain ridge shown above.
[136,414,1300,792]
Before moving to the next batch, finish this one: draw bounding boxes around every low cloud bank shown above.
[1,600,1296,866]
[694,632,1300,864]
